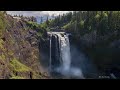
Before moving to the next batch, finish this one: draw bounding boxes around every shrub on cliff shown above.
[0,12,7,38]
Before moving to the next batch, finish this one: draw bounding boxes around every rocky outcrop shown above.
[0,12,50,79]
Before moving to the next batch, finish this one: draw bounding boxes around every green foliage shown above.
[10,76,24,79]
[8,50,14,56]
[0,39,4,48]
[37,32,43,37]
[62,22,71,29]
[46,27,50,31]
[10,58,31,72]
[95,14,100,19]
[26,21,46,38]
[0,53,6,61]
[0,39,6,51]
[27,21,40,29]
[47,11,120,36]
[0,12,6,38]
[40,22,47,28]
[80,20,84,26]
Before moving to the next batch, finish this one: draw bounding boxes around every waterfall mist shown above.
[70,45,99,78]
[55,34,84,78]
[47,31,98,79]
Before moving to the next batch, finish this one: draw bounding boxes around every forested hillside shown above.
[43,11,120,74]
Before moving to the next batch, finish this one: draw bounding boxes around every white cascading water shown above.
[56,33,71,75]
[49,32,84,78]
[49,35,52,71]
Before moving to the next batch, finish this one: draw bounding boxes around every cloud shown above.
[7,11,72,17]
[42,11,71,16]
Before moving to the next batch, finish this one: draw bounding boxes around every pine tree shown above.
[46,16,49,26]
[41,17,43,23]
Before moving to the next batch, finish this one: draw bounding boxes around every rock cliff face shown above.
[0,12,50,79]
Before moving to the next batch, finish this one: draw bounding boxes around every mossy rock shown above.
[0,12,7,38]
[10,76,25,79]
[10,58,31,72]
[0,53,6,61]
[8,50,14,56]
[0,39,4,49]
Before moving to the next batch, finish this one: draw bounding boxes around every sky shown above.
[7,11,72,17]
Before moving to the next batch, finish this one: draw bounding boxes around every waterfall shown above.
[48,32,84,78]
[49,35,52,71]
[57,34,71,74]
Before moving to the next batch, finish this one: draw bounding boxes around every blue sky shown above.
[7,11,72,17]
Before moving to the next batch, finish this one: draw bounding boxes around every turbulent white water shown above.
[49,32,84,78]
[55,34,71,75]
[49,35,52,71]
